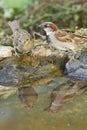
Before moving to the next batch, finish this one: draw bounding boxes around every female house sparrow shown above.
[8,20,33,56]
[39,22,82,52]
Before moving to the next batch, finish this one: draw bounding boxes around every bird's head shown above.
[39,22,58,35]
[8,20,20,32]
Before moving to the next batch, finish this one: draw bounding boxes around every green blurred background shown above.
[0,0,87,31]
[2,0,32,9]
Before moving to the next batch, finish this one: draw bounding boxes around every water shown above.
[0,77,87,130]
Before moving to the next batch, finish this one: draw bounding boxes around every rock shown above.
[75,28,87,38]
[0,46,14,60]
[45,80,87,112]
[0,54,68,86]
[32,45,58,57]
[0,86,16,99]
[66,51,87,80]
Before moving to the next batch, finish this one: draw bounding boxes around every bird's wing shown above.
[55,31,75,43]
[54,32,77,50]
[55,31,67,37]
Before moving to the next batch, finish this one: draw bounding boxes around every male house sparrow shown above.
[39,22,82,52]
[8,20,33,56]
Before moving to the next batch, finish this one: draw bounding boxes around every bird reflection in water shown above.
[18,86,38,110]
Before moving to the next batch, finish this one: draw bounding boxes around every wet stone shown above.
[66,51,87,80]
[0,54,68,86]
[0,46,14,60]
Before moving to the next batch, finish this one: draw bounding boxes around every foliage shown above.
[2,0,32,10]
[0,0,87,36]
[23,0,87,30]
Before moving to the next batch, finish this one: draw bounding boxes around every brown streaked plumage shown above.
[8,20,33,56]
[39,22,83,52]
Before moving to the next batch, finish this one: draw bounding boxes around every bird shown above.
[39,22,83,53]
[8,20,33,56]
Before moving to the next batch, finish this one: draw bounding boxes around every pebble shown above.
[0,46,14,60]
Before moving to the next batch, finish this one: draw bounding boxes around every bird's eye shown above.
[44,25,48,28]
[19,39,21,43]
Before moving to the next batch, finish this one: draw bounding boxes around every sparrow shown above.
[8,20,33,56]
[39,22,83,53]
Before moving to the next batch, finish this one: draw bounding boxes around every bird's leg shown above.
[68,51,76,61]
[66,51,76,68]
[13,45,20,57]
[13,38,20,57]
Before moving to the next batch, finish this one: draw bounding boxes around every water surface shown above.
[0,77,87,130]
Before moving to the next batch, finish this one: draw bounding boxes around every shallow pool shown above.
[0,77,87,130]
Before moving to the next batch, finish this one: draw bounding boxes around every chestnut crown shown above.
[39,22,58,32]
